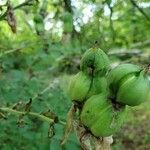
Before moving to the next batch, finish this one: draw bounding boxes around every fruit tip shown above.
[92,41,99,51]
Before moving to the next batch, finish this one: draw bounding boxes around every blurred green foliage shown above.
[0,0,150,149]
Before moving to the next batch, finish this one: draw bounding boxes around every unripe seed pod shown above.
[80,94,126,137]
[107,63,141,94]
[117,71,150,106]
[68,71,91,102]
[80,48,110,75]
[80,94,108,128]
[91,106,126,137]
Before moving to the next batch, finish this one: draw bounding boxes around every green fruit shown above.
[80,94,108,128]
[68,71,91,102]
[91,106,126,137]
[80,48,110,75]
[69,71,109,102]
[107,64,141,94]
[80,94,126,137]
[117,71,150,106]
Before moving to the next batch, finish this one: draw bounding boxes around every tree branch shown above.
[130,0,150,21]
[108,49,141,57]
[0,107,54,123]
[0,42,42,58]
[0,107,66,125]
[130,39,150,48]
[0,48,22,58]
[107,3,115,42]
[0,0,36,21]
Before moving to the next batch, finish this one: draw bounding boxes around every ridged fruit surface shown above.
[68,71,91,102]
[80,94,108,128]
[80,93,126,137]
[91,106,126,137]
[117,71,150,106]
[80,48,110,75]
[87,75,108,98]
[107,64,141,93]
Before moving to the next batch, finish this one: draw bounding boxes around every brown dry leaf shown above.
[73,120,97,150]
[74,120,113,150]
[17,114,25,127]
[41,109,58,123]
[48,123,55,138]
[17,99,32,127]
[61,104,75,145]
[11,101,25,110]
[6,2,16,33]
[0,112,7,119]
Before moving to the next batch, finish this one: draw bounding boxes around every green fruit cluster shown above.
[107,64,150,106]
[68,47,150,137]
[69,48,110,102]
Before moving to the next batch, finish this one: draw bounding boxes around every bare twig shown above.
[130,0,150,21]
[0,42,42,58]
[0,107,66,125]
[6,1,17,33]
[0,107,54,123]
[0,48,22,58]
[0,0,36,20]
[106,1,115,42]
[108,49,142,57]
[61,104,75,145]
